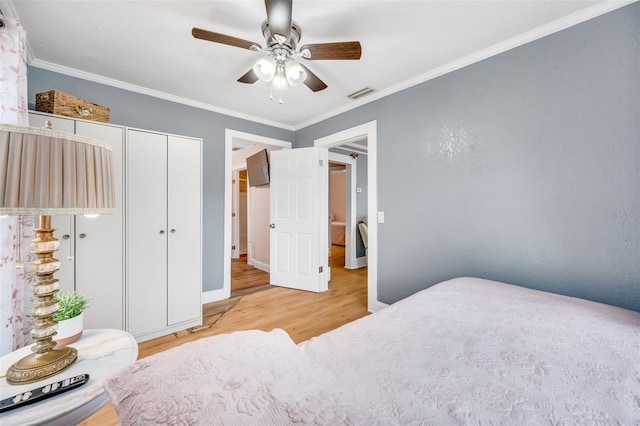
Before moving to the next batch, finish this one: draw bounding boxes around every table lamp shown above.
[0,122,115,384]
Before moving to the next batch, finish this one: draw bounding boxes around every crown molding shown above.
[11,0,635,132]
[28,58,296,132]
[294,0,637,130]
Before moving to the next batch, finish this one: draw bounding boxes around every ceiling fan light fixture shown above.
[284,59,307,86]
[271,66,289,91]
[253,55,277,82]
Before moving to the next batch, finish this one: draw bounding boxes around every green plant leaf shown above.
[52,291,89,321]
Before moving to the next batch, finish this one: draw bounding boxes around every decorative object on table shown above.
[53,291,89,346]
[35,90,110,123]
[0,123,115,384]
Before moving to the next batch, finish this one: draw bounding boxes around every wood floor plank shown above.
[79,246,367,425]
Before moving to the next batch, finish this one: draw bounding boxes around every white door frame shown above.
[231,166,251,261]
[203,129,291,304]
[315,121,382,312]
[231,169,240,259]
[328,151,358,269]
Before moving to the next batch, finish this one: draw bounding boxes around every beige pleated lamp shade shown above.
[0,123,115,215]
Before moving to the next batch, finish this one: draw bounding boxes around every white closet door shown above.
[127,130,168,336]
[75,121,125,330]
[167,135,202,326]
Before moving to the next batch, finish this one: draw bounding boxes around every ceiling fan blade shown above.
[265,0,292,42]
[237,69,259,84]
[192,27,261,50]
[299,41,362,60]
[300,64,327,92]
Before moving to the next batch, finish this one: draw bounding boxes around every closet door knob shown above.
[159,230,165,235]
[79,233,86,239]
[62,234,70,240]
[170,229,176,233]
[269,223,276,229]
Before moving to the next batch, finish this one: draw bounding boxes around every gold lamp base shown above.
[6,347,77,384]
[5,216,78,385]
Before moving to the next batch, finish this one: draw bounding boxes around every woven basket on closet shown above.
[35,90,110,123]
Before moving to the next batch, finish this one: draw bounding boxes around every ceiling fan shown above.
[192,0,362,97]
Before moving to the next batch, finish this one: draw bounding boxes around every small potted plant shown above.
[53,291,89,346]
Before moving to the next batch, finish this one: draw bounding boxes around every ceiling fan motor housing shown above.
[261,19,302,50]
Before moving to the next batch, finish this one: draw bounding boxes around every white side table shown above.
[0,329,137,426]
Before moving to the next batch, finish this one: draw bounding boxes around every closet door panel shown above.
[167,136,202,326]
[75,121,125,330]
[127,130,168,336]
[28,113,74,133]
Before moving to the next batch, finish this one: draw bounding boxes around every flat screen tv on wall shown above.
[246,148,270,187]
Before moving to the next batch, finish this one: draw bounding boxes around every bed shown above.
[104,277,640,424]
[331,220,346,246]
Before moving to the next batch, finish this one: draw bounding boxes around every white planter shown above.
[55,312,84,346]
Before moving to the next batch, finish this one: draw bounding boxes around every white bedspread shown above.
[105,277,640,425]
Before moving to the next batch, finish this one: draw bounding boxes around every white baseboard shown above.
[368,300,390,313]
[253,260,270,273]
[202,288,229,304]
[133,318,202,343]
[345,256,368,269]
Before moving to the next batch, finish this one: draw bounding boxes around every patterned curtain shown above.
[0,14,33,356]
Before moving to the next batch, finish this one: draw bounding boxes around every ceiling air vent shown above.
[347,87,374,100]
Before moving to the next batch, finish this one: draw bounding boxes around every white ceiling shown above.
[1,0,632,130]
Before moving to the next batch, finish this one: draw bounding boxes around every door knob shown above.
[62,234,70,240]
[160,230,165,234]
[79,233,86,239]
[269,223,276,229]
[170,229,176,233]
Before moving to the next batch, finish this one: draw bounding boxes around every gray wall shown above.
[296,3,640,311]
[27,67,294,292]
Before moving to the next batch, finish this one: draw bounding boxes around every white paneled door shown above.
[167,135,202,327]
[74,121,125,330]
[270,147,328,292]
[127,130,168,337]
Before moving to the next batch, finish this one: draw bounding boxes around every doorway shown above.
[209,130,291,303]
[327,152,359,270]
[315,120,380,312]
[230,168,271,296]
[217,122,380,313]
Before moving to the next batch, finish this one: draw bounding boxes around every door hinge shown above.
[232,245,236,250]
[319,266,323,273]
[232,212,236,217]
[232,178,236,184]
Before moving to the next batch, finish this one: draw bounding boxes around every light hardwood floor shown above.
[230,254,270,294]
[79,245,368,425]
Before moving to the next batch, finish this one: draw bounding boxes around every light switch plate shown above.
[377,211,385,223]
